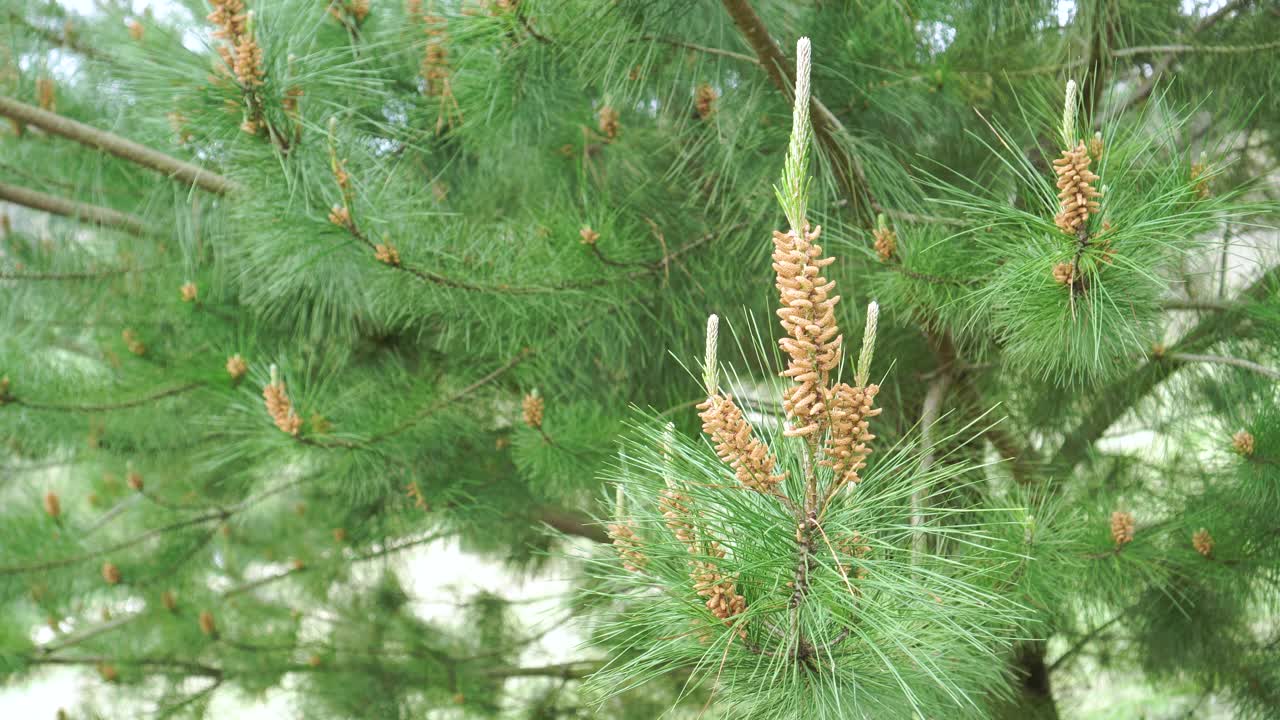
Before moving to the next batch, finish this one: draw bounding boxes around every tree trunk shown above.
[995,641,1060,720]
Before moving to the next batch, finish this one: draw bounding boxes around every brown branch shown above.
[638,35,760,65]
[0,96,238,195]
[536,506,608,543]
[9,382,204,412]
[29,655,223,678]
[369,348,533,444]
[0,181,151,236]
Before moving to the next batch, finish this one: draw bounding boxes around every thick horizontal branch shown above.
[0,96,238,195]
[0,181,151,236]
[1166,352,1280,380]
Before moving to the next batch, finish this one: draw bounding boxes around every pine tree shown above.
[2,1,1279,718]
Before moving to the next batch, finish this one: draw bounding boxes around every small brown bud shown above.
[1232,430,1255,457]
[1052,262,1074,286]
[307,654,323,667]
[122,329,146,356]
[226,354,248,381]
[128,20,144,41]
[374,243,400,266]
[333,527,347,543]
[1110,511,1135,547]
[522,392,544,429]
[597,105,619,140]
[452,693,466,705]
[198,610,217,636]
[102,562,121,585]
[180,282,198,302]
[873,226,897,262]
[1088,131,1104,160]
[37,77,56,112]
[1192,528,1214,558]
[695,83,717,120]
[328,205,351,228]
[127,471,144,491]
[98,663,118,683]
[291,558,306,571]
[578,226,599,245]
[44,491,61,518]
[161,590,177,611]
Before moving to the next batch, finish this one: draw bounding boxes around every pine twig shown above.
[1165,352,1280,380]
[0,96,238,195]
[0,181,151,236]
[7,382,204,412]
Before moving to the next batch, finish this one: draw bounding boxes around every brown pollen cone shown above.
[597,105,619,140]
[872,226,896,261]
[263,378,302,435]
[690,542,747,639]
[822,383,880,486]
[1192,528,1214,558]
[1053,141,1102,234]
[521,393,544,429]
[1232,430,1255,457]
[198,610,217,636]
[697,394,785,494]
[607,522,647,572]
[772,225,842,439]
[102,562,122,585]
[1110,511,1135,546]
[695,83,717,120]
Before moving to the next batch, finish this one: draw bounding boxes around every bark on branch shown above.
[0,96,238,195]
[0,181,151,236]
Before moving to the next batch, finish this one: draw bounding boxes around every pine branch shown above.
[1166,352,1280,380]
[1057,262,1280,469]
[0,181,151,236]
[0,96,238,195]
[7,382,204,412]
[1117,0,1255,113]
[484,661,604,679]
[29,656,224,679]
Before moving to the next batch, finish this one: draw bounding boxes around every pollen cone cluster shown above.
[1192,528,1214,558]
[1053,141,1102,234]
[873,227,896,262]
[607,522,647,572]
[772,225,842,439]
[521,392,543,429]
[823,383,880,486]
[690,542,747,638]
[659,482,697,546]
[420,14,450,97]
[1232,429,1254,456]
[1110,511,1135,547]
[597,105,620,140]
[695,83,717,120]
[263,372,302,435]
[697,394,785,494]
